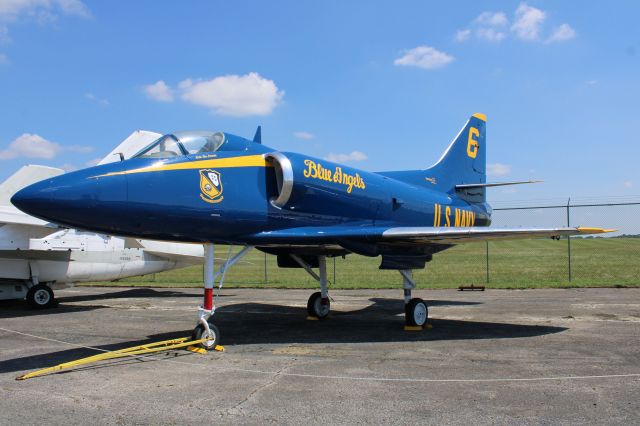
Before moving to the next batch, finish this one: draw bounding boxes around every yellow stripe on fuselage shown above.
[94,154,272,178]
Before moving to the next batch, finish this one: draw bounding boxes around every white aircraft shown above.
[0,131,204,308]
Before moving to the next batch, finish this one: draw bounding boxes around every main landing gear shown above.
[290,254,331,320]
[400,269,429,330]
[194,243,253,350]
[26,283,55,309]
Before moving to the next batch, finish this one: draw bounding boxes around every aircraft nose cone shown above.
[11,179,54,219]
[11,171,102,227]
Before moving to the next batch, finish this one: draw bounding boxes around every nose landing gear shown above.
[194,244,253,350]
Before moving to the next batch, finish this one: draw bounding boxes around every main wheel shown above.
[192,323,220,350]
[307,291,330,319]
[405,298,428,326]
[26,284,55,309]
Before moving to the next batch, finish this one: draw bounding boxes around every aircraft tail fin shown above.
[426,113,486,193]
[379,113,487,202]
[0,165,64,206]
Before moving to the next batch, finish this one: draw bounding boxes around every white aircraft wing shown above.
[136,239,204,265]
[0,165,65,227]
[0,165,64,207]
[98,130,162,165]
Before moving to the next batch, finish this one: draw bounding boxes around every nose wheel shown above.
[307,291,330,319]
[192,322,220,350]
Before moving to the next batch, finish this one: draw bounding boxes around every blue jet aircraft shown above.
[11,113,611,349]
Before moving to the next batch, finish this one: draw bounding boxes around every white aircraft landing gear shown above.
[400,269,428,330]
[194,243,253,350]
[291,254,331,319]
[25,263,55,309]
[26,283,55,309]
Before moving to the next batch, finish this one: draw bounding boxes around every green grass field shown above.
[83,238,640,289]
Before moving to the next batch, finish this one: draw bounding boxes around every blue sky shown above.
[0,1,639,230]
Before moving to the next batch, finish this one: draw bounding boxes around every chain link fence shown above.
[117,201,640,288]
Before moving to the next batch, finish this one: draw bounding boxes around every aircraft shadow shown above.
[0,288,231,318]
[214,298,565,345]
[57,287,224,303]
[1,297,566,375]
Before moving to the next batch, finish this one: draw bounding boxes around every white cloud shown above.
[179,72,284,117]
[0,133,60,159]
[144,80,173,102]
[455,29,471,42]
[293,131,314,140]
[586,79,598,85]
[144,73,285,117]
[325,151,368,163]
[624,181,633,188]
[477,27,506,42]
[0,0,90,41]
[56,0,91,18]
[0,133,92,160]
[511,3,546,41]
[475,11,508,27]
[394,45,454,70]
[487,163,511,176]
[65,144,93,153]
[0,53,8,64]
[546,23,576,43]
[84,92,109,106]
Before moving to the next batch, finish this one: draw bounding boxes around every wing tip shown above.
[576,227,617,234]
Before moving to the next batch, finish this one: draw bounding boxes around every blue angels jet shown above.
[11,113,611,349]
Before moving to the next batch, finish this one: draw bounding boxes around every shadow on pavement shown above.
[1,297,566,376]
[0,288,232,318]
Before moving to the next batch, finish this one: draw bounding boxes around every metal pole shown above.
[567,198,572,282]
[264,252,268,284]
[333,256,336,286]
[486,240,489,283]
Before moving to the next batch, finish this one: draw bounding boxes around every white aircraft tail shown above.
[0,165,64,206]
[98,130,162,165]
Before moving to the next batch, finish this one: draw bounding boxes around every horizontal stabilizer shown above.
[455,180,542,190]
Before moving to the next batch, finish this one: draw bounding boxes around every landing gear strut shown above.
[400,270,428,329]
[195,243,253,350]
[291,254,331,319]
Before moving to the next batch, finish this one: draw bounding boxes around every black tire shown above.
[405,298,428,326]
[192,323,220,350]
[26,284,55,309]
[307,291,330,319]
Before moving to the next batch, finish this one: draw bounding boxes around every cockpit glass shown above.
[177,132,226,154]
[135,135,183,159]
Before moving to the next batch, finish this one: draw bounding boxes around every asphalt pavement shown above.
[1,287,639,425]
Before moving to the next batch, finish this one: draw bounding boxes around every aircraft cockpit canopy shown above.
[134,131,226,159]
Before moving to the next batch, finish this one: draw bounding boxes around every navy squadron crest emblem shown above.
[199,169,224,203]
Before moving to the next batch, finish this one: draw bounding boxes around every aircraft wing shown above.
[98,130,162,165]
[247,225,614,246]
[379,226,613,244]
[135,239,204,265]
[0,165,65,228]
[0,206,51,227]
